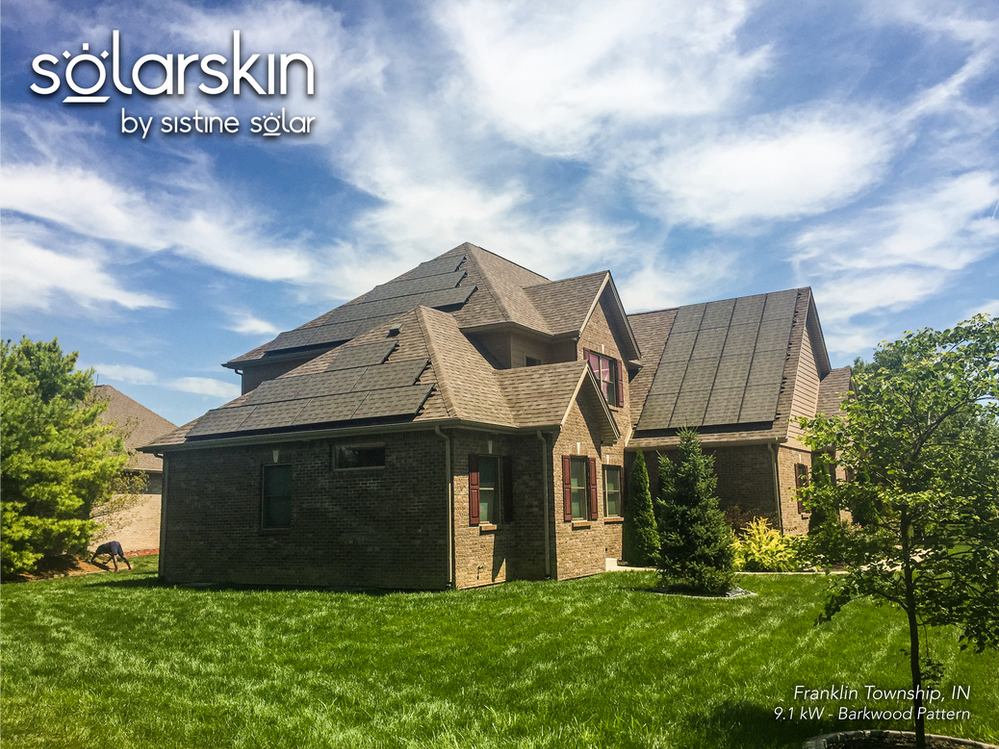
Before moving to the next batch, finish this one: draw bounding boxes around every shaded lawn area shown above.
[2,559,997,749]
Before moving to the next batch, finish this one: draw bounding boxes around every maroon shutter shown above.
[562,455,573,522]
[588,456,599,520]
[469,454,480,525]
[614,358,624,407]
[502,455,513,522]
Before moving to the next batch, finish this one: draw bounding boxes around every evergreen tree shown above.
[1,338,130,577]
[622,449,658,566]
[656,428,735,594]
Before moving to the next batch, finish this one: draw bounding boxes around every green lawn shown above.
[2,560,996,749]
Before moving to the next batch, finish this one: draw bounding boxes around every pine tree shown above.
[622,449,659,566]
[656,428,735,594]
[1,338,130,577]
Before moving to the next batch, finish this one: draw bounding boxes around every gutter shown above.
[768,441,784,533]
[435,427,455,588]
[537,430,551,579]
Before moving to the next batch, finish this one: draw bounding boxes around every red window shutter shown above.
[469,454,480,526]
[614,358,624,407]
[562,455,573,522]
[588,456,599,520]
[502,455,513,522]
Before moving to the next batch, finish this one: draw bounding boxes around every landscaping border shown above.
[803,730,999,749]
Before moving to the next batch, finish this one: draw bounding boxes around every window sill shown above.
[603,516,624,524]
[478,523,498,533]
[571,520,592,529]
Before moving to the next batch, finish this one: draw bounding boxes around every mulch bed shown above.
[2,550,157,583]
[804,731,998,749]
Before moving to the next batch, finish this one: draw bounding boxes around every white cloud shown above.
[634,111,894,228]
[93,364,158,385]
[434,0,769,157]
[226,313,281,336]
[0,230,168,312]
[168,377,241,399]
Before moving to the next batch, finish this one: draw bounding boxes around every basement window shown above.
[335,445,386,469]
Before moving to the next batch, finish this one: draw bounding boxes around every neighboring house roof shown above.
[817,366,852,417]
[92,385,177,472]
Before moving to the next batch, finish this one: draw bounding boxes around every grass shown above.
[2,559,997,749]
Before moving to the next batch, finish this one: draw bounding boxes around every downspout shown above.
[156,454,168,581]
[537,430,551,579]
[435,427,455,588]
[768,441,784,533]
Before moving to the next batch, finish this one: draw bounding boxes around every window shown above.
[526,356,542,367]
[262,464,292,528]
[585,349,622,407]
[562,455,598,521]
[603,465,622,517]
[335,444,385,469]
[469,454,513,526]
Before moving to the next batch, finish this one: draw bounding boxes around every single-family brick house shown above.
[142,242,849,589]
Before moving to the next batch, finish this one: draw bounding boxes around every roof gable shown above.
[92,385,177,471]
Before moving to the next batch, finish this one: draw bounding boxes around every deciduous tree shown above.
[800,316,999,749]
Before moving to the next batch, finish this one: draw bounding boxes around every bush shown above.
[733,518,803,572]
[622,449,659,566]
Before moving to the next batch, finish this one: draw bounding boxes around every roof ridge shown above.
[414,306,458,420]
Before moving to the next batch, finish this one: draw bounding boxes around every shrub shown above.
[622,449,659,566]
[733,518,803,572]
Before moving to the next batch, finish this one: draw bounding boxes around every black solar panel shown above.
[353,358,428,391]
[187,407,253,437]
[364,270,466,302]
[293,392,367,425]
[307,321,363,347]
[755,323,792,352]
[763,290,797,321]
[681,358,720,390]
[739,385,781,422]
[704,387,744,424]
[669,389,710,428]
[352,384,434,420]
[238,400,309,431]
[326,341,398,371]
[670,304,705,333]
[421,285,476,309]
[700,299,735,329]
[721,324,759,357]
[266,328,318,351]
[713,355,753,388]
[662,331,697,362]
[296,369,366,399]
[406,254,465,279]
[747,351,786,387]
[649,362,686,395]
[636,392,678,430]
[242,375,315,406]
[691,327,727,359]
[730,294,766,325]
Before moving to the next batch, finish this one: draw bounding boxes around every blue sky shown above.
[2,0,997,427]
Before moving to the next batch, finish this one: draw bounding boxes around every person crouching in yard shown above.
[88,541,132,572]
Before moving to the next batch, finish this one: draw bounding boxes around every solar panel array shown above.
[262,256,473,356]
[187,342,433,438]
[637,290,798,431]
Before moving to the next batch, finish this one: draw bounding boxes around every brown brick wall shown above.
[777,445,812,535]
[551,402,624,580]
[161,432,450,589]
[635,443,779,526]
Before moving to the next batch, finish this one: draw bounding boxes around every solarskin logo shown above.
[30,30,317,139]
